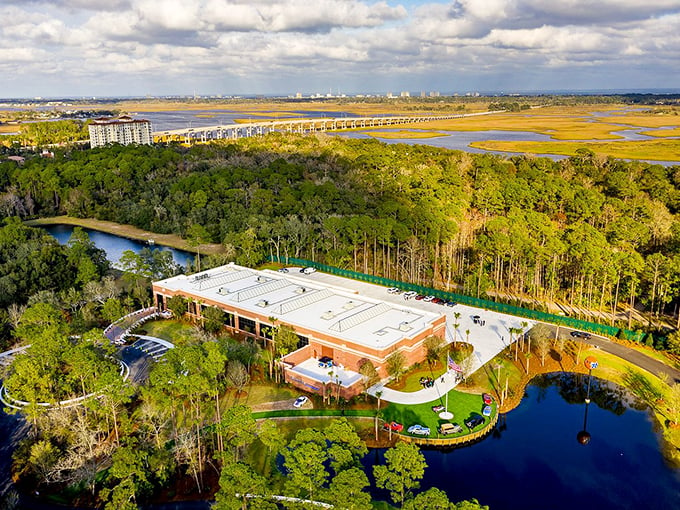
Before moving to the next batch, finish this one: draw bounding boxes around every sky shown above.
[0,0,679,98]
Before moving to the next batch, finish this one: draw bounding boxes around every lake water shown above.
[41,224,194,269]
[364,373,680,510]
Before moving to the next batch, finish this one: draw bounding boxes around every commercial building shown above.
[88,116,153,148]
[152,264,446,398]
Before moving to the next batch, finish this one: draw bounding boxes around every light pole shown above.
[578,356,598,445]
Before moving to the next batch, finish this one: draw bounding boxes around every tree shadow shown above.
[620,367,664,414]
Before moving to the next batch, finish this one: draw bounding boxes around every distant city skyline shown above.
[1,0,678,98]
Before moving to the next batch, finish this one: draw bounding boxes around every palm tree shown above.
[453,312,461,340]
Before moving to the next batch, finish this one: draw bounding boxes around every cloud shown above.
[0,1,678,96]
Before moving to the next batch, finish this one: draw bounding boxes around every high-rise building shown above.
[88,116,153,148]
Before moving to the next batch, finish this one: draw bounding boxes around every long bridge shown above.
[153,110,502,144]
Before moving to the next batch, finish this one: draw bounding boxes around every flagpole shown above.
[445,388,448,412]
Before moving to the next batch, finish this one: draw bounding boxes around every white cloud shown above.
[0,0,678,96]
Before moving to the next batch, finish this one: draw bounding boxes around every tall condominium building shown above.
[88,116,153,148]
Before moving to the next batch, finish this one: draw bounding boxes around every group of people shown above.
[419,376,435,388]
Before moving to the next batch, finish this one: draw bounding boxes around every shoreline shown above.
[24,216,225,256]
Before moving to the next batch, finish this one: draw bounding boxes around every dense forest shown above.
[2,135,680,341]
[3,132,680,507]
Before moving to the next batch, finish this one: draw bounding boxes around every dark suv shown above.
[465,415,485,430]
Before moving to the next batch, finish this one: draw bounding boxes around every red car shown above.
[383,421,403,432]
[482,393,493,405]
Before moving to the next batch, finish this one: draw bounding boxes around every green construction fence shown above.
[267,255,645,343]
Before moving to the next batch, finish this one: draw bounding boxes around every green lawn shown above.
[382,389,496,439]
[386,362,448,392]
[224,382,299,408]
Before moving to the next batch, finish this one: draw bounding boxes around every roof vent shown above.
[256,299,269,308]
[321,310,335,320]
[295,287,307,294]
[398,321,413,332]
[342,300,357,310]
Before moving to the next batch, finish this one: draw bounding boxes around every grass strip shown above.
[468,139,680,161]
[252,409,375,419]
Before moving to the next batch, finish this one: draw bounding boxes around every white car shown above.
[407,424,431,436]
[423,295,435,302]
[293,396,308,408]
[387,287,400,294]
[403,291,418,299]
[300,267,316,274]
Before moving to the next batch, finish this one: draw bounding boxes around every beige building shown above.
[152,263,446,398]
[88,116,153,148]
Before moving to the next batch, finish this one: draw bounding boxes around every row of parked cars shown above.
[386,397,493,437]
[387,287,457,306]
[385,416,486,437]
[279,267,316,275]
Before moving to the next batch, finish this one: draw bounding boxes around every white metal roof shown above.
[154,263,443,350]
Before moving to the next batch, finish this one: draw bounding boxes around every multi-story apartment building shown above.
[88,116,153,148]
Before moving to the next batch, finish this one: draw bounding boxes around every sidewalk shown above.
[368,372,462,405]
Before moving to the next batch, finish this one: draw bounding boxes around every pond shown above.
[41,224,194,269]
[364,373,680,510]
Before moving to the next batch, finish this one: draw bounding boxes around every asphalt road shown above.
[552,325,680,384]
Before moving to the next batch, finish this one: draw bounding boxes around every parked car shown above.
[465,415,485,430]
[293,396,308,408]
[387,287,400,294]
[445,301,457,307]
[407,424,431,436]
[482,393,493,405]
[300,267,316,274]
[482,405,492,417]
[432,404,445,412]
[318,356,333,368]
[570,331,591,339]
[278,267,289,273]
[439,422,463,435]
[403,291,418,299]
[383,421,403,432]
[423,295,435,302]
[415,294,425,300]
